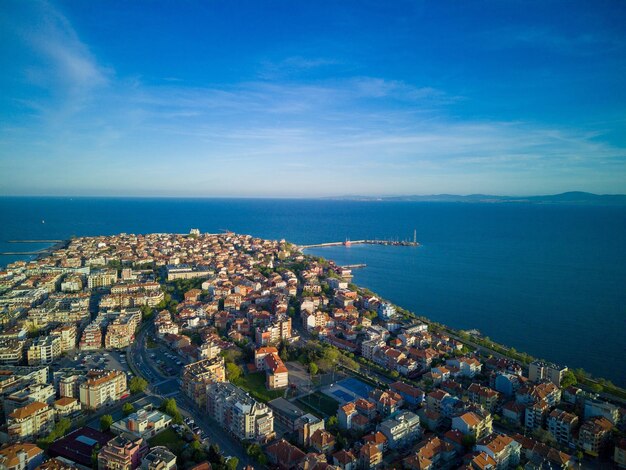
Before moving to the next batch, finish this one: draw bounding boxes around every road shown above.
[128,322,255,468]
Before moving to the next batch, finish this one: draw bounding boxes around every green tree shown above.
[160,398,183,424]
[561,370,577,389]
[122,403,135,416]
[590,383,603,394]
[129,376,148,394]
[100,414,113,432]
[309,362,319,375]
[226,362,242,381]
[226,457,239,470]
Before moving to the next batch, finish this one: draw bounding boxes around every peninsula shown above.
[0,231,624,470]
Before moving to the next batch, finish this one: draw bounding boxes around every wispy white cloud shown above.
[1,1,625,197]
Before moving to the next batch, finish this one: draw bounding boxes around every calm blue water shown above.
[1,197,625,386]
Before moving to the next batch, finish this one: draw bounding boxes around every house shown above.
[310,429,335,455]
[53,397,81,418]
[265,439,305,470]
[110,408,173,440]
[446,357,482,378]
[338,402,357,430]
[0,444,44,470]
[362,431,388,453]
[359,443,382,470]
[332,449,357,470]
[467,383,500,412]
[451,411,493,441]
[369,389,403,417]
[467,452,498,470]
[510,433,572,468]
[141,446,177,470]
[390,381,425,407]
[403,436,456,470]
[475,434,521,469]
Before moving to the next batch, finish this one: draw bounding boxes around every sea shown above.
[1,197,625,387]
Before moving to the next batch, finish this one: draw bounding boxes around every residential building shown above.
[255,347,289,390]
[402,436,456,470]
[79,323,102,350]
[141,447,177,470]
[180,357,226,408]
[614,438,626,469]
[359,443,383,470]
[451,411,493,441]
[528,361,568,387]
[50,325,77,353]
[377,411,421,449]
[111,408,173,440]
[338,402,357,430]
[7,402,54,442]
[59,375,81,398]
[206,382,274,442]
[578,416,613,456]
[79,370,128,410]
[525,400,549,431]
[584,398,619,425]
[265,439,305,470]
[547,409,578,447]
[53,397,81,417]
[467,383,500,412]
[0,444,44,470]
[26,336,62,365]
[310,429,336,455]
[475,434,521,469]
[105,311,141,349]
[87,270,118,289]
[332,449,357,470]
[98,434,148,470]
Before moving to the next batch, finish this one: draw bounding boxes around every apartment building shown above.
[206,382,275,442]
[377,411,421,449]
[79,322,103,350]
[467,383,500,412]
[59,375,81,398]
[475,434,522,469]
[180,357,226,408]
[528,361,568,387]
[26,336,62,365]
[79,370,128,410]
[451,411,494,441]
[105,311,141,349]
[8,402,54,442]
[0,443,44,470]
[579,416,613,456]
[87,270,118,289]
[254,347,289,390]
[50,325,77,353]
[98,434,148,470]
[547,409,579,447]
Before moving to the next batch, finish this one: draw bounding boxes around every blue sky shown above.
[1,1,625,197]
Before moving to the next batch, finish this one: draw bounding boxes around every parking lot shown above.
[52,349,132,375]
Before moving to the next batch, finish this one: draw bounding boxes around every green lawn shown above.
[148,427,186,455]
[297,392,339,418]
[234,372,284,402]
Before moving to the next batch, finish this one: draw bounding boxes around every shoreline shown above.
[304,245,626,401]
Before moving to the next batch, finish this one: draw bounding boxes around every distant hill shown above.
[328,191,626,205]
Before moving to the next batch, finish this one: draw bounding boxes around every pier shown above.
[341,264,367,269]
[300,239,419,250]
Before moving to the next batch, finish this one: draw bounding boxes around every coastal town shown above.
[0,230,624,470]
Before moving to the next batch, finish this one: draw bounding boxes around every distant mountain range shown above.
[328,191,626,205]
